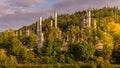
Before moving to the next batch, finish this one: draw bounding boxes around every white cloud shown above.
[8,0,45,7]
[0,0,46,16]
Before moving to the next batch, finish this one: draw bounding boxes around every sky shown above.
[0,0,120,32]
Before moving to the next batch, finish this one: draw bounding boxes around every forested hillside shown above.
[0,7,120,68]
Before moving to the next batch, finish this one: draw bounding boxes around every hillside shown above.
[0,7,120,67]
[20,7,120,32]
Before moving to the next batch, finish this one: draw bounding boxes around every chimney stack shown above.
[54,10,57,28]
[37,17,44,48]
[88,8,91,27]
[39,17,42,32]
[37,20,39,35]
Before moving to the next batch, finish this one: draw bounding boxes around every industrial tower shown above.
[54,10,62,39]
[37,17,44,48]
[54,10,57,28]
[81,8,91,43]
[87,8,91,27]
[82,8,91,28]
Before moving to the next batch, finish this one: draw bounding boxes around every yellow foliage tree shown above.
[107,22,120,37]
[0,49,8,66]
[107,21,120,49]
[102,32,114,60]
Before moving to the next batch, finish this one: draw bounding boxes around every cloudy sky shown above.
[0,0,119,32]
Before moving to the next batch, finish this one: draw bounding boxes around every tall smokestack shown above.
[37,17,44,48]
[54,10,57,28]
[37,21,39,33]
[39,17,42,32]
[88,8,91,27]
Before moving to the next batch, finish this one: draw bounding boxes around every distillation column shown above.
[37,17,44,48]
[54,10,57,28]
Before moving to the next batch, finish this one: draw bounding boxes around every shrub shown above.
[96,57,113,68]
